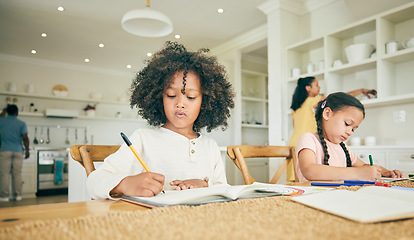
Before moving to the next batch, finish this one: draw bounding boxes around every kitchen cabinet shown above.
[284,2,414,140]
[350,146,414,176]
[0,91,143,122]
[21,150,37,198]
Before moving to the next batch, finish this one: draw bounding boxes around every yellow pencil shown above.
[120,132,165,194]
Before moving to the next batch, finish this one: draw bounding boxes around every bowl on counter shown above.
[52,90,68,97]
[345,43,375,64]
[52,85,69,97]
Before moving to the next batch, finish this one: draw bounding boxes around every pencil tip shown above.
[162,190,165,194]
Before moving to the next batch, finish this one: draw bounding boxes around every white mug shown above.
[318,60,325,71]
[26,84,35,93]
[291,67,301,78]
[350,137,361,146]
[307,63,314,73]
[8,82,17,92]
[333,59,343,68]
[364,136,376,146]
[385,40,398,54]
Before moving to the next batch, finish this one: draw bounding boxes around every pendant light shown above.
[121,0,173,37]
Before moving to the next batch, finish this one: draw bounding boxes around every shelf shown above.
[327,58,376,75]
[288,71,324,82]
[20,112,44,117]
[381,47,414,63]
[242,97,268,103]
[241,124,268,129]
[287,37,324,52]
[329,19,376,40]
[0,91,129,105]
[77,116,145,122]
[361,93,414,108]
[19,111,144,122]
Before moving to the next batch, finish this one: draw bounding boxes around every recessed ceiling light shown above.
[98,43,104,48]
[217,8,224,14]
[31,50,37,54]
[147,53,152,57]
[84,58,90,63]
[41,33,47,38]
[127,65,132,69]
[58,6,64,12]
[175,35,181,39]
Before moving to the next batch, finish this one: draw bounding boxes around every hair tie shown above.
[321,100,327,109]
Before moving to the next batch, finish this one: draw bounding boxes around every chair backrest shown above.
[227,145,298,185]
[70,145,120,176]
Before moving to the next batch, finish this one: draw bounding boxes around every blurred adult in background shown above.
[0,104,30,202]
[286,76,376,182]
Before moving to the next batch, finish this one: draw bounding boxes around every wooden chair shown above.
[70,145,120,176]
[227,145,298,185]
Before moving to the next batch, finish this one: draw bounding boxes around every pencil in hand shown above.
[120,132,165,194]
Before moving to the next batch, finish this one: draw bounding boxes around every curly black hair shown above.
[130,41,235,133]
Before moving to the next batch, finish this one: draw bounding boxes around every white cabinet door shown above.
[352,150,387,169]
[21,150,37,198]
[388,150,414,175]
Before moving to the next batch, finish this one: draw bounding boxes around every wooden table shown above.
[0,181,319,228]
[0,181,407,228]
[1,182,413,240]
[0,199,147,228]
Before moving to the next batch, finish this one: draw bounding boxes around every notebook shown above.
[292,186,414,223]
[122,182,303,208]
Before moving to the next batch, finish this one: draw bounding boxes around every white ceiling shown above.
[0,0,271,74]
[2,0,413,76]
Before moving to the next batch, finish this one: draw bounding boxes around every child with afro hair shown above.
[87,41,235,199]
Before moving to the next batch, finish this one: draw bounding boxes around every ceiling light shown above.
[147,53,152,57]
[84,58,90,63]
[121,0,173,37]
[217,9,224,13]
[127,65,132,69]
[57,6,64,12]
[99,43,104,48]
[175,34,180,39]
[31,50,37,54]
[41,33,47,38]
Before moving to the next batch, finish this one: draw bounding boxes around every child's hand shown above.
[170,179,208,190]
[111,172,164,197]
[382,169,403,178]
[355,165,382,181]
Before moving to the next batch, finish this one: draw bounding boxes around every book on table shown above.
[291,186,414,223]
[122,182,303,208]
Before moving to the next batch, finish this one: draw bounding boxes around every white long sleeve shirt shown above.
[87,127,227,199]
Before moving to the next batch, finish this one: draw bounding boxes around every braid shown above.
[315,100,329,165]
[340,142,352,167]
[314,92,365,167]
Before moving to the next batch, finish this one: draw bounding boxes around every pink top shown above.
[295,132,358,182]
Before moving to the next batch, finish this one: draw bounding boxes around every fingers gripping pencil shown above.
[120,132,165,194]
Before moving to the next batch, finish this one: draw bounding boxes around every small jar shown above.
[307,63,314,73]
[29,103,35,112]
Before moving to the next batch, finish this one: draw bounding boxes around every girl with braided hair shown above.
[87,41,235,199]
[295,92,402,182]
[287,77,376,181]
